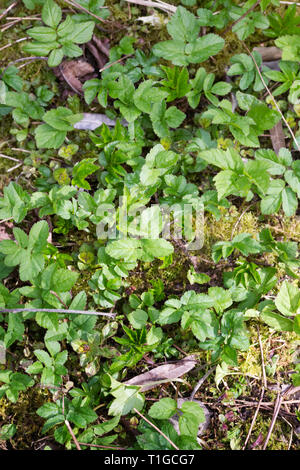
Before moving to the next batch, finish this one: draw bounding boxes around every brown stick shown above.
[0,308,115,318]
[263,391,282,450]
[0,37,27,53]
[225,0,261,33]
[257,326,267,389]
[243,42,300,152]
[190,366,216,400]
[65,420,82,450]
[62,0,108,23]
[133,408,179,450]
[243,387,265,450]
[99,54,133,73]
[77,442,126,449]
[0,1,18,22]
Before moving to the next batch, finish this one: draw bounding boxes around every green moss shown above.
[202,205,260,257]
[0,387,50,449]
[128,246,190,294]
[240,323,298,381]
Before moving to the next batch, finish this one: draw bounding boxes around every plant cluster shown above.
[0,0,299,451]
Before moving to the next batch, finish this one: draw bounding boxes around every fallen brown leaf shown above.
[124,355,197,392]
[270,121,285,155]
[56,59,95,96]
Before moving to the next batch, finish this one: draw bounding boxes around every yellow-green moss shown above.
[202,205,260,257]
[0,387,51,449]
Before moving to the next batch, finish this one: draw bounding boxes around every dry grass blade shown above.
[0,1,18,22]
[133,408,179,450]
[190,366,216,400]
[0,308,115,318]
[0,37,28,53]
[243,387,265,450]
[225,0,261,33]
[257,326,267,389]
[243,326,267,450]
[65,420,82,450]
[263,391,282,450]
[243,42,300,152]
[63,0,108,23]
[99,53,133,73]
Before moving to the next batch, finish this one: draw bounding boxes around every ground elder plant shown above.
[0,0,299,451]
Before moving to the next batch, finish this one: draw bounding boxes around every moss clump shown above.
[266,215,300,243]
[202,205,260,257]
[128,246,190,295]
[0,387,51,449]
[240,323,299,382]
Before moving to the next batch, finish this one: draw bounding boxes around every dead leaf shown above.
[74,113,127,130]
[270,121,285,155]
[124,355,197,392]
[253,46,282,62]
[59,59,95,96]
[86,35,110,70]
[0,221,13,242]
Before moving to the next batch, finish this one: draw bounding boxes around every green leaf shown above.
[35,124,66,149]
[68,21,95,44]
[187,34,225,64]
[128,309,148,329]
[72,158,99,190]
[26,361,44,374]
[94,415,120,436]
[48,48,64,67]
[83,78,101,105]
[2,66,23,92]
[282,187,297,216]
[0,424,16,440]
[179,413,199,439]
[148,398,177,419]
[180,401,205,424]
[23,41,59,56]
[187,267,210,285]
[27,26,57,43]
[109,384,145,416]
[52,268,79,293]
[152,40,187,66]
[275,281,300,316]
[106,239,141,262]
[34,349,52,367]
[261,310,294,332]
[42,0,62,29]
[167,6,200,43]
[140,239,174,259]
[28,220,49,252]
[43,107,74,131]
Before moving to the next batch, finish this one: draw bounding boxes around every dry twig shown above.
[63,0,108,23]
[0,308,115,318]
[0,1,18,22]
[65,420,82,450]
[243,42,300,152]
[190,366,216,401]
[225,0,261,33]
[134,408,179,450]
